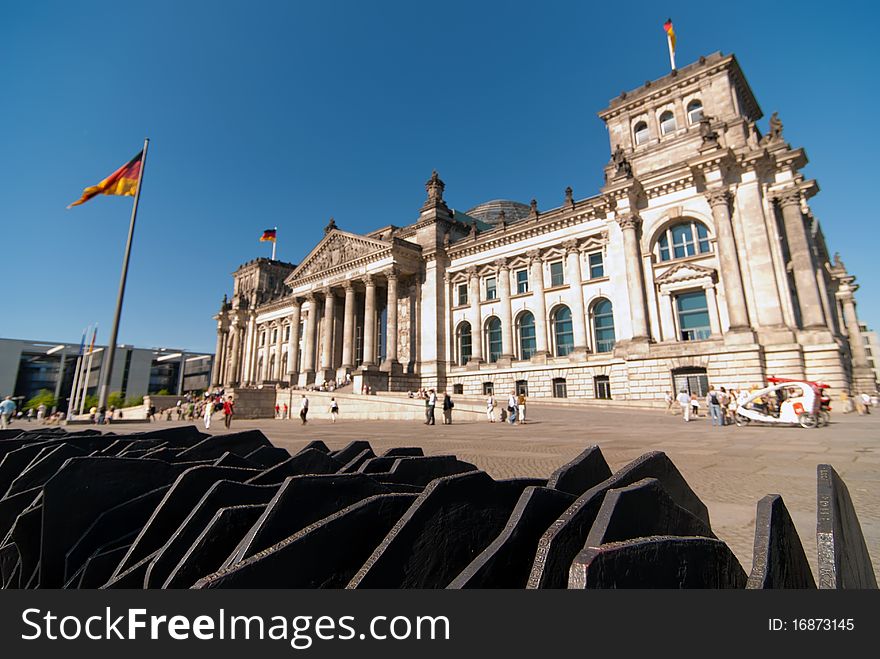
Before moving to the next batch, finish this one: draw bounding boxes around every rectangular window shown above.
[676,290,712,341]
[549,261,565,287]
[515,380,529,397]
[671,224,696,259]
[453,384,463,395]
[482,381,494,395]
[553,378,568,398]
[485,276,497,300]
[594,375,612,400]
[588,252,604,279]
[516,269,529,294]
[457,283,468,306]
[284,326,290,341]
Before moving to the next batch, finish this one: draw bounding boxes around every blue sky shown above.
[1,0,877,353]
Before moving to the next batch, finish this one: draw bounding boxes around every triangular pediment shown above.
[655,262,716,284]
[287,230,391,282]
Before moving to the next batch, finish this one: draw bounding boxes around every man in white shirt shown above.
[299,394,309,425]
[676,389,691,422]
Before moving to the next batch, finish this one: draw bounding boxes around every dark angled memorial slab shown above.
[568,536,747,589]
[143,480,280,588]
[224,473,392,567]
[175,430,272,462]
[245,448,340,486]
[357,456,400,474]
[449,486,575,589]
[140,447,182,461]
[0,542,20,588]
[374,455,479,487]
[65,486,170,582]
[39,457,193,588]
[9,504,43,589]
[546,446,612,496]
[102,550,159,589]
[299,440,330,454]
[0,442,59,497]
[746,494,815,589]
[113,465,260,577]
[7,444,92,496]
[0,488,42,541]
[126,425,207,446]
[329,440,374,465]
[381,447,424,457]
[816,464,877,589]
[212,451,258,468]
[75,545,131,589]
[348,472,542,589]
[163,504,267,589]
[243,445,291,468]
[584,478,715,548]
[197,493,417,589]
[528,451,710,589]
[337,448,376,473]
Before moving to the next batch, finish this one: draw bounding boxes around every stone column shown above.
[495,259,514,360]
[776,189,825,329]
[382,269,399,370]
[527,250,549,357]
[838,285,870,369]
[467,266,483,363]
[618,213,650,340]
[362,275,377,367]
[704,284,722,337]
[287,300,301,383]
[706,189,750,331]
[301,294,318,382]
[227,320,242,386]
[212,324,225,386]
[340,282,356,369]
[275,320,285,380]
[321,289,336,377]
[563,240,588,352]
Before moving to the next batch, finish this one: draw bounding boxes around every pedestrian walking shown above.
[36,403,46,422]
[275,404,280,419]
[706,386,723,427]
[507,392,518,425]
[203,399,213,429]
[486,393,496,422]
[425,389,436,425]
[677,389,691,422]
[222,396,235,429]
[664,391,676,415]
[300,394,309,424]
[0,396,16,430]
[283,402,289,419]
[329,397,338,423]
[690,394,700,419]
[517,392,527,424]
[442,392,454,425]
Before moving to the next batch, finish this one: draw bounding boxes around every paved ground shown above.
[108,405,880,578]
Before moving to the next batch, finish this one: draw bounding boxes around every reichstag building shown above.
[212,52,877,402]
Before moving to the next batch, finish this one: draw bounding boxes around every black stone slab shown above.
[196,493,417,589]
[568,536,747,588]
[747,494,816,589]
[65,486,170,582]
[0,429,24,440]
[338,448,376,473]
[374,455,479,487]
[224,473,391,567]
[9,505,42,589]
[127,425,207,446]
[163,504,267,589]
[546,446,612,496]
[76,545,131,589]
[212,451,256,468]
[448,486,575,589]
[116,440,168,456]
[0,488,42,541]
[528,451,711,589]
[113,465,258,576]
[381,447,424,457]
[6,444,92,497]
[585,478,715,548]
[0,543,20,588]
[299,440,330,454]
[176,430,272,462]
[357,456,399,474]
[243,445,291,468]
[140,447,182,461]
[245,449,340,486]
[348,472,543,589]
[39,457,193,588]
[817,464,877,589]
[0,442,56,497]
[329,441,374,465]
[144,480,279,588]
[102,551,159,589]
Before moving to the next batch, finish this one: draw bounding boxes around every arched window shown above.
[485,317,502,363]
[256,357,263,382]
[633,120,649,146]
[552,306,574,357]
[657,221,712,262]
[517,311,536,360]
[659,110,677,135]
[269,355,276,379]
[281,353,288,377]
[592,299,616,353]
[686,99,703,124]
[457,322,472,366]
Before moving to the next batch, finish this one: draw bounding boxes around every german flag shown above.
[260,228,277,242]
[67,150,144,208]
[663,18,676,52]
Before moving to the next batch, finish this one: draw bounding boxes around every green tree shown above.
[126,395,144,407]
[155,388,172,396]
[82,394,99,411]
[107,391,126,409]
[24,389,56,411]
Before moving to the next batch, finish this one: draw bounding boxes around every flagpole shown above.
[272,226,277,261]
[667,35,676,71]
[73,327,91,412]
[97,137,150,411]
[66,328,86,421]
[79,347,101,415]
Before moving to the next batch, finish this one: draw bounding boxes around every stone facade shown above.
[213,52,878,403]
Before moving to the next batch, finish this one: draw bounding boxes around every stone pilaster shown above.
[212,324,225,386]
[362,275,377,367]
[563,240,588,354]
[382,269,400,371]
[227,320,242,386]
[836,280,878,391]
[466,265,483,364]
[300,294,318,385]
[261,324,272,383]
[617,213,650,342]
[340,282,356,370]
[495,259,514,361]
[275,320,285,380]
[706,188,753,340]
[775,188,825,329]
[320,288,336,380]
[527,250,549,359]
[287,300,301,383]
